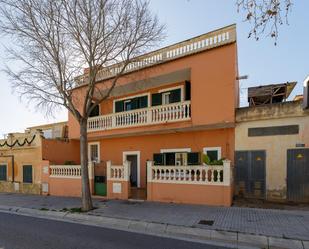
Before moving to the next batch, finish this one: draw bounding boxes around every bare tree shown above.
[236,0,293,44]
[0,0,164,211]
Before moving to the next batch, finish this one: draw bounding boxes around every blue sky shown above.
[0,0,308,137]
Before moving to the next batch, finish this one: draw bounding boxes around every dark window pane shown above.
[207,150,218,161]
[187,152,200,165]
[89,103,100,117]
[170,89,181,103]
[139,95,148,108]
[23,165,33,183]
[153,153,164,165]
[115,100,124,113]
[152,93,162,106]
[0,165,7,181]
[165,153,175,165]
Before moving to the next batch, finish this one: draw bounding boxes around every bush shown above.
[202,154,225,165]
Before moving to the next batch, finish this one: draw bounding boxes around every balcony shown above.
[87,101,191,132]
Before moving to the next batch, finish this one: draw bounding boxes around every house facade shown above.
[60,24,238,206]
[235,82,309,203]
[0,122,80,195]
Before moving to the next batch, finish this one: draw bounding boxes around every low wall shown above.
[0,182,41,195]
[49,177,94,197]
[107,180,130,200]
[147,182,232,206]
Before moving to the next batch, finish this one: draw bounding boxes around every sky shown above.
[0,0,308,137]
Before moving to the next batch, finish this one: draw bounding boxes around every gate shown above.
[287,148,309,202]
[235,150,266,199]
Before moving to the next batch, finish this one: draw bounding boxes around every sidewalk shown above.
[0,193,308,248]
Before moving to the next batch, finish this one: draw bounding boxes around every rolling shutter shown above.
[23,165,33,183]
[187,152,200,165]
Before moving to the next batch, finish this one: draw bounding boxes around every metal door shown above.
[235,150,266,199]
[287,149,309,202]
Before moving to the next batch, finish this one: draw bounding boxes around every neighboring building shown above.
[235,82,309,202]
[0,122,79,195]
[61,24,238,206]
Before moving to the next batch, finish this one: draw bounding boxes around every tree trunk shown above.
[80,119,93,211]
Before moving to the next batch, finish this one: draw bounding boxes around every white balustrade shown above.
[78,26,235,84]
[88,101,191,132]
[107,160,131,181]
[49,163,94,179]
[147,160,231,186]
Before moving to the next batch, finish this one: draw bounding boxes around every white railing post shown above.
[107,160,112,180]
[147,161,153,183]
[147,109,152,124]
[223,160,231,186]
[123,160,131,181]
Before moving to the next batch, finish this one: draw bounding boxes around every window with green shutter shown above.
[151,93,162,106]
[23,165,33,183]
[169,88,181,103]
[153,153,164,165]
[0,165,7,181]
[115,95,148,112]
[187,152,200,165]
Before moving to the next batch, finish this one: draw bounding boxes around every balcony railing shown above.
[78,25,236,84]
[88,101,191,132]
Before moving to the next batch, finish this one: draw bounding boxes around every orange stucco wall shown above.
[107,180,130,200]
[48,177,94,197]
[147,182,232,206]
[94,128,234,189]
[42,139,80,165]
[68,43,238,139]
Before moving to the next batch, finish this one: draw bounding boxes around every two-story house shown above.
[66,24,238,204]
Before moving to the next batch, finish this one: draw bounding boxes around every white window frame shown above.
[113,93,150,113]
[203,147,222,160]
[123,151,140,188]
[160,148,191,153]
[158,85,185,102]
[0,163,8,182]
[88,142,101,163]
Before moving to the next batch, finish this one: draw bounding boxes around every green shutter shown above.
[165,153,175,165]
[170,89,181,103]
[139,95,148,108]
[0,165,7,181]
[151,93,162,106]
[185,81,191,100]
[23,165,33,183]
[153,153,164,165]
[187,152,200,165]
[115,100,124,113]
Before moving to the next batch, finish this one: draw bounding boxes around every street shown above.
[0,212,228,249]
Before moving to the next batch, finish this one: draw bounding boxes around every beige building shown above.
[235,82,309,202]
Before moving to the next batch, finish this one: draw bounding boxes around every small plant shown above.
[202,154,225,165]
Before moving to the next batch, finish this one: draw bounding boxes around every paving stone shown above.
[269,237,304,249]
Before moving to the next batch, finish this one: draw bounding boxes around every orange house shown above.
[65,24,238,206]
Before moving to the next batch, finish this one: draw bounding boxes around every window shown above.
[23,165,33,183]
[43,129,53,139]
[152,87,182,106]
[203,147,222,161]
[115,95,148,113]
[0,165,7,181]
[88,142,100,163]
[154,148,200,166]
[89,103,100,117]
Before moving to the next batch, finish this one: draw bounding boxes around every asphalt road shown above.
[0,212,229,249]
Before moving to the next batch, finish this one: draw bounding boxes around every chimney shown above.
[303,76,309,109]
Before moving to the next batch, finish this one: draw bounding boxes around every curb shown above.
[0,205,308,249]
